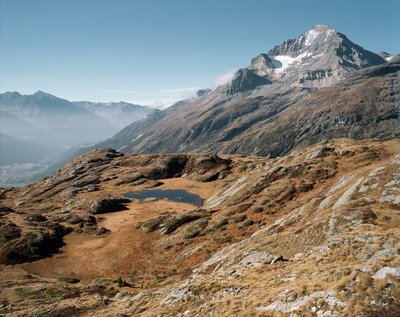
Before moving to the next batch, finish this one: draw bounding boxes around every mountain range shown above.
[1,24,400,317]
[74,101,152,129]
[0,91,152,185]
[0,91,152,146]
[95,25,399,157]
[3,24,397,185]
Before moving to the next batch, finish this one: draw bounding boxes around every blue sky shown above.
[1,0,399,107]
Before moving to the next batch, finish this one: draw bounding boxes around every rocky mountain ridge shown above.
[96,58,400,157]
[73,101,152,129]
[226,24,385,93]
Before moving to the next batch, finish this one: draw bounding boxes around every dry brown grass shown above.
[0,139,400,316]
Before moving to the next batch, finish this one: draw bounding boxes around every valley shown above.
[0,92,152,186]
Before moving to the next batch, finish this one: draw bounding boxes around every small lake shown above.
[123,189,204,207]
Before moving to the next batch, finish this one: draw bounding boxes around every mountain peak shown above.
[303,24,337,46]
[245,24,386,88]
[2,91,22,97]
[310,24,335,32]
[34,90,50,96]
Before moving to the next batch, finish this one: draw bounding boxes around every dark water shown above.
[123,189,204,207]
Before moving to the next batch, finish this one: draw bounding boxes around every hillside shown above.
[0,139,399,316]
[94,25,397,157]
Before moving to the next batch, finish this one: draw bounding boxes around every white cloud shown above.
[213,71,236,87]
[159,87,200,100]
[159,87,200,94]
[130,98,180,109]
[106,86,204,109]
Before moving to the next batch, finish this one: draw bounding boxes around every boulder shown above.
[0,222,21,242]
[0,205,14,216]
[1,224,67,264]
[114,173,144,186]
[184,219,209,239]
[372,267,400,280]
[89,198,130,214]
[207,218,229,232]
[161,214,203,235]
[140,217,163,233]
[73,175,100,188]
[143,180,164,188]
[143,155,188,179]
[67,215,84,225]
[87,184,99,192]
[25,214,47,223]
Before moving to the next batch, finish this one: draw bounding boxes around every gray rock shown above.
[89,198,130,214]
[372,267,400,280]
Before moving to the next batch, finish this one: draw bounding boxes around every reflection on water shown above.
[123,189,204,207]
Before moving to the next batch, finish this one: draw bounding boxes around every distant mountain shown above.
[95,25,397,157]
[0,132,61,165]
[74,101,152,128]
[0,91,151,186]
[0,109,48,142]
[0,91,88,120]
[0,91,152,147]
[95,98,196,152]
[0,91,117,146]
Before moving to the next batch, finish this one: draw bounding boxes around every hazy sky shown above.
[1,0,399,107]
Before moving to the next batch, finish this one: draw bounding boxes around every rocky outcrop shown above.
[0,204,14,216]
[89,198,130,214]
[143,155,188,179]
[0,222,68,264]
[224,69,272,94]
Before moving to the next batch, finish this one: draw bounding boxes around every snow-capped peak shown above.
[230,24,386,92]
[310,24,336,32]
[304,24,336,46]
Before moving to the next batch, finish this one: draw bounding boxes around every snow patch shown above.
[272,52,313,73]
[130,133,144,143]
[305,29,320,46]
[117,145,128,152]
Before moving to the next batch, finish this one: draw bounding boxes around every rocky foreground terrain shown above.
[0,139,399,316]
